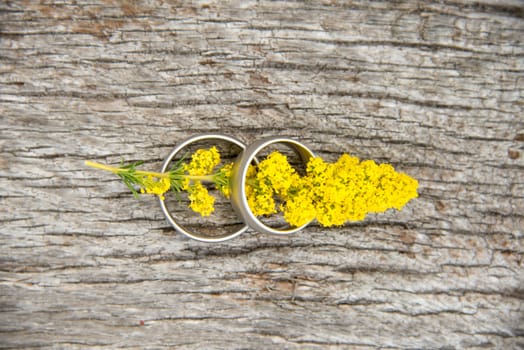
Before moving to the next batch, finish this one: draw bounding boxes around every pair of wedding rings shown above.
[158,134,315,242]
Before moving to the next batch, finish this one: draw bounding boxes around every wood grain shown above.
[1,0,523,349]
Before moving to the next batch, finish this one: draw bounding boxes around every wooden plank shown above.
[1,0,523,348]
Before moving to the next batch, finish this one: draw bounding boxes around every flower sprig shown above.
[85,146,230,216]
[86,146,418,227]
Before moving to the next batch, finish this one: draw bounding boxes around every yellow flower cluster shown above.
[246,164,275,216]
[184,146,220,176]
[245,151,304,218]
[186,181,215,216]
[139,175,171,200]
[247,151,418,227]
[182,146,221,216]
[307,154,418,226]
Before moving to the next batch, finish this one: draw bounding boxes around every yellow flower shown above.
[181,146,222,215]
[255,151,299,197]
[280,178,315,227]
[187,181,215,216]
[307,154,418,226]
[184,146,220,176]
[139,175,171,200]
[246,164,277,216]
[247,150,419,227]
[245,152,305,217]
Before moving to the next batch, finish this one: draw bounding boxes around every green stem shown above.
[85,160,217,183]
[186,175,215,182]
[85,160,170,178]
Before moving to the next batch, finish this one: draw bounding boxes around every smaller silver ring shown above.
[230,137,315,235]
[159,133,249,242]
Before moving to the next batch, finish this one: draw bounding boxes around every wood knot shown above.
[508,149,521,159]
[435,200,446,212]
[514,133,524,142]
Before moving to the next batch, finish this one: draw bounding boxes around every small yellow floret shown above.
[281,178,315,227]
[187,181,215,216]
[245,164,277,216]
[180,146,219,215]
[255,151,299,197]
[140,175,171,200]
[185,146,220,176]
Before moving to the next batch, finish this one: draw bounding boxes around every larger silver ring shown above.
[159,133,249,242]
[230,137,315,235]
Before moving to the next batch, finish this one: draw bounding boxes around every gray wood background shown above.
[1,1,523,349]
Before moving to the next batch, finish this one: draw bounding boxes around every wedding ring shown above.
[230,137,315,235]
[159,133,249,242]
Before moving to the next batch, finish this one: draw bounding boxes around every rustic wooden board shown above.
[1,1,523,349]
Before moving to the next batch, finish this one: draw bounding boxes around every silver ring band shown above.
[159,133,249,242]
[230,137,315,235]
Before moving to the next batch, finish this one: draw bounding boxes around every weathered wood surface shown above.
[1,1,523,349]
